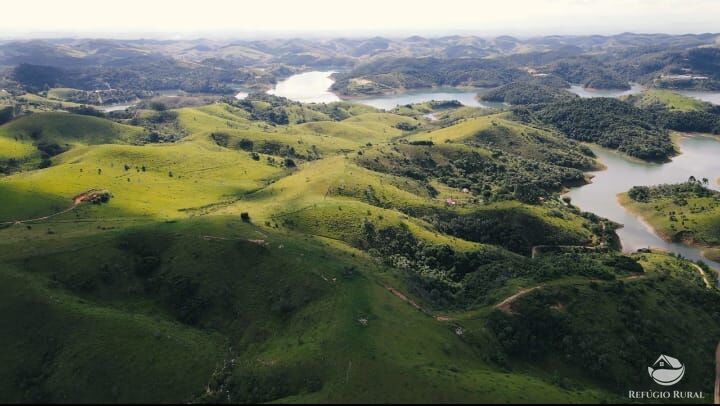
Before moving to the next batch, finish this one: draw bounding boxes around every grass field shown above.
[630,89,709,112]
[1,97,719,403]
[619,184,720,249]
[0,136,35,160]
[0,213,620,403]
[0,112,146,146]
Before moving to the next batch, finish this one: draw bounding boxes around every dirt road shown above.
[0,190,102,226]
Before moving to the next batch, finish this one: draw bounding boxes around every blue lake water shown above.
[567,83,645,98]
[565,135,720,269]
[254,71,504,109]
[243,71,720,268]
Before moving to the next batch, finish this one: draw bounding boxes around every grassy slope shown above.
[620,193,720,244]
[0,263,224,403]
[15,93,83,111]
[618,189,720,253]
[0,136,35,160]
[0,112,146,146]
[631,89,708,112]
[46,88,81,101]
[484,266,720,398]
[0,140,283,222]
[404,112,597,169]
[0,217,608,403]
[1,102,719,403]
[177,104,423,156]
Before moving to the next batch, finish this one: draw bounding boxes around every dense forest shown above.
[11,62,251,94]
[331,57,526,95]
[522,98,675,161]
[481,82,576,105]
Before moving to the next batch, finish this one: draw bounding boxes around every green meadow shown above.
[620,182,720,262]
[1,95,718,403]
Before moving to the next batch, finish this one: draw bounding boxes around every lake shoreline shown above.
[565,136,720,271]
[617,192,720,264]
[335,84,493,99]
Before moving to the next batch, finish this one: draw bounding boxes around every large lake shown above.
[255,71,503,109]
[97,89,186,112]
[568,83,645,98]
[565,135,720,269]
[245,71,720,268]
[357,89,505,110]
[267,71,341,104]
[678,90,720,105]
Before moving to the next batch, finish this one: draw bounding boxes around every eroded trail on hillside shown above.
[690,263,713,289]
[493,274,650,315]
[0,190,104,226]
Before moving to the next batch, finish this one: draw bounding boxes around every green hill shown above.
[620,181,720,262]
[1,98,719,403]
[531,98,675,161]
[0,112,146,146]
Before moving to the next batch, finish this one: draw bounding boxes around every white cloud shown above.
[2,0,719,37]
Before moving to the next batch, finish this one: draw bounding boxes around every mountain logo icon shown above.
[648,354,685,386]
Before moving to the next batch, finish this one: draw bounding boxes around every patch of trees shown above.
[11,64,65,90]
[431,209,591,255]
[0,158,20,174]
[131,110,186,144]
[0,106,15,125]
[486,281,720,392]
[628,181,715,203]
[547,56,631,89]
[531,98,674,161]
[358,221,636,309]
[231,93,293,125]
[332,57,527,95]
[36,142,67,158]
[12,61,242,94]
[466,123,596,170]
[210,132,230,148]
[407,140,433,146]
[394,122,418,131]
[685,47,720,80]
[198,360,323,404]
[656,109,720,134]
[481,82,575,105]
[358,144,586,205]
[52,88,151,106]
[66,105,105,117]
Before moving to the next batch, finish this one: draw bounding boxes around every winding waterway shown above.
[678,90,720,105]
[568,83,644,98]
[565,135,720,269]
[267,71,341,103]
[246,71,720,267]
[252,71,503,109]
[357,88,505,110]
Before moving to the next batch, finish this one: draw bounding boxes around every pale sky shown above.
[2,0,719,38]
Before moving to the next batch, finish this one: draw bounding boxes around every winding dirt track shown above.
[494,286,543,314]
[690,263,713,289]
[493,274,649,315]
[0,191,102,226]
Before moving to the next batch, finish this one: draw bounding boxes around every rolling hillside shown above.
[0,95,718,403]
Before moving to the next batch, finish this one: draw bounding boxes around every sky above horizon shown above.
[3,0,719,38]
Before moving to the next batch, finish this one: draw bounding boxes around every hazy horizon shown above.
[3,0,720,39]
[2,30,719,42]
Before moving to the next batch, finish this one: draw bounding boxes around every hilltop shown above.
[0,90,719,403]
